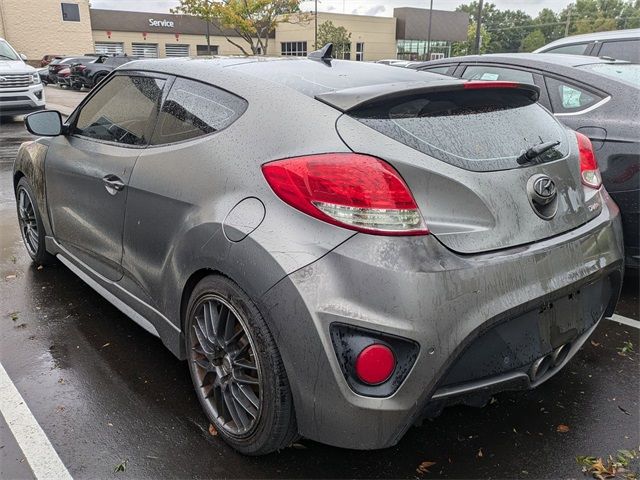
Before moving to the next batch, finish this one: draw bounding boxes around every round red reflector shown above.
[355,344,396,385]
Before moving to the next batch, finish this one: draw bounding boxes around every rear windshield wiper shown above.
[517,140,560,166]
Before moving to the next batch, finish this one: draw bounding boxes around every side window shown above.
[598,40,640,63]
[422,65,453,75]
[545,43,590,55]
[545,77,604,113]
[461,65,535,84]
[74,75,165,146]
[150,77,247,145]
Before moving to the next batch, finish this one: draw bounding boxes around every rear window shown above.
[461,65,535,85]
[598,40,640,63]
[545,43,590,55]
[350,89,569,172]
[150,77,247,145]
[578,63,640,87]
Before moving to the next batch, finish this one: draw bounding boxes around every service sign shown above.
[149,18,175,28]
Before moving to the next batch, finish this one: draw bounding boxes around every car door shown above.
[45,72,166,281]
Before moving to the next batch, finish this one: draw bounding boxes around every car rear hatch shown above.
[320,80,603,254]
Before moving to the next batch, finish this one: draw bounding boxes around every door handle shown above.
[103,174,125,195]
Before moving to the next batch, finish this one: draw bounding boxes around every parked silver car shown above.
[14,49,624,455]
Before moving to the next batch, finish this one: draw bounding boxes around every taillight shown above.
[464,81,520,89]
[261,153,428,235]
[576,132,602,189]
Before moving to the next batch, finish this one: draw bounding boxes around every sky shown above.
[90,0,575,18]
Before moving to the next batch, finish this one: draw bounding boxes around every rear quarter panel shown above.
[119,69,356,356]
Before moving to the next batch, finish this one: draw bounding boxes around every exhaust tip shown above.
[552,343,571,367]
[529,354,552,382]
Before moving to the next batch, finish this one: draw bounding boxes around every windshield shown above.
[0,40,20,61]
[579,63,640,87]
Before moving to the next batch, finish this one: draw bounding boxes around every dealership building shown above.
[0,0,468,63]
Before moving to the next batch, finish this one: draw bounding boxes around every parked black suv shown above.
[48,56,97,85]
[72,55,139,89]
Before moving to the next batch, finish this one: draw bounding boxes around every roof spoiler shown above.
[315,80,540,112]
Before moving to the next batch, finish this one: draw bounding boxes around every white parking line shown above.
[609,314,640,330]
[0,362,72,480]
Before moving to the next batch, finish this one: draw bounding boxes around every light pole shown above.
[426,0,433,60]
[474,0,483,54]
[315,0,318,48]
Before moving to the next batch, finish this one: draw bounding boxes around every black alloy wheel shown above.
[188,295,262,436]
[17,186,39,256]
[15,178,56,265]
[185,275,298,455]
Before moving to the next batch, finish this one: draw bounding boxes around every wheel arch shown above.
[12,141,53,236]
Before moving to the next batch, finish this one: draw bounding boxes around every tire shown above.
[184,275,298,455]
[93,74,107,86]
[16,178,56,265]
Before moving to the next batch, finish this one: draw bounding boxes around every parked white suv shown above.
[0,38,45,117]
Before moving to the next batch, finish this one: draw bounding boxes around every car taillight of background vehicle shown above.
[463,80,520,90]
[575,132,602,189]
[261,153,428,235]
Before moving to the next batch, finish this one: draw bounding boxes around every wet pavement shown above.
[1,111,639,479]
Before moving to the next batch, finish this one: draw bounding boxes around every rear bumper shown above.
[260,191,624,449]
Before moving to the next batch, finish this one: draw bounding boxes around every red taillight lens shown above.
[355,344,396,385]
[576,132,602,189]
[261,153,428,235]
[464,81,520,89]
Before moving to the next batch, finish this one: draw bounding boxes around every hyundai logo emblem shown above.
[527,174,558,220]
[0,76,6,83]
[533,176,556,199]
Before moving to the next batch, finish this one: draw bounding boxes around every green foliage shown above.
[172,0,305,55]
[316,21,352,58]
[455,0,640,54]
[520,29,546,51]
[451,23,491,56]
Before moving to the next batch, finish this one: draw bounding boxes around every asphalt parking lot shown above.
[1,87,639,479]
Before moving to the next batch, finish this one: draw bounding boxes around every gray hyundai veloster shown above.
[14,46,623,455]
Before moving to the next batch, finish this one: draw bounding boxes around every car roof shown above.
[413,52,629,69]
[121,56,450,97]
[535,28,640,51]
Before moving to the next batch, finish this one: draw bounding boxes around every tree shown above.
[559,0,639,35]
[456,2,532,53]
[520,29,546,51]
[452,23,491,56]
[316,21,351,58]
[534,8,563,43]
[172,0,304,56]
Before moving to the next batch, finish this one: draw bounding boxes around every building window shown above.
[95,42,124,55]
[197,45,219,55]
[356,42,364,61]
[165,44,190,57]
[281,41,307,56]
[132,43,159,58]
[61,3,80,22]
[396,39,452,61]
[334,43,351,60]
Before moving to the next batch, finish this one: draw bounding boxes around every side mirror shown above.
[20,53,28,61]
[25,110,63,136]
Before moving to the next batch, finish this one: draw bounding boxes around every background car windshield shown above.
[579,63,640,87]
[0,40,20,60]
